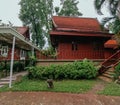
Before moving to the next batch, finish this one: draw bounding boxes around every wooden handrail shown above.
[99,50,120,74]
[101,50,120,66]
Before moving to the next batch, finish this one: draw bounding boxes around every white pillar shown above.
[9,36,16,88]
[32,47,34,56]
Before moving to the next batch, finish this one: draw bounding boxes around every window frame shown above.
[20,49,26,60]
[1,46,8,57]
[72,41,78,51]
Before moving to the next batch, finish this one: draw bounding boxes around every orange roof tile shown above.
[104,39,118,49]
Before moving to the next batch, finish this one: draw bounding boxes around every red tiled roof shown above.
[104,39,118,49]
[52,16,101,31]
[14,27,29,35]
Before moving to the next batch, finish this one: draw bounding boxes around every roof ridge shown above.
[53,16,98,20]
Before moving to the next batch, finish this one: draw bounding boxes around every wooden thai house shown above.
[49,16,114,60]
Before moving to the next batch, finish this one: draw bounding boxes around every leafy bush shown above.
[114,63,120,79]
[0,61,25,72]
[27,59,98,80]
[13,61,25,72]
[0,62,4,71]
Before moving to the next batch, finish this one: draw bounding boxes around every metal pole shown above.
[9,36,15,88]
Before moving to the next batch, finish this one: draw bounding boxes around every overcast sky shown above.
[0,0,110,26]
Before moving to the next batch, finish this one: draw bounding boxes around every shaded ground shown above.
[0,92,120,105]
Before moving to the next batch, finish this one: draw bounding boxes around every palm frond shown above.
[94,0,106,15]
[109,0,119,15]
[101,17,115,26]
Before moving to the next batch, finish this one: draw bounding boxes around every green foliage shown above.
[41,47,57,58]
[0,62,4,71]
[19,0,53,49]
[99,82,120,96]
[0,61,25,76]
[55,0,82,17]
[13,61,25,72]
[94,0,119,15]
[27,59,98,80]
[27,51,37,66]
[111,18,120,34]
[94,0,120,34]
[114,63,120,79]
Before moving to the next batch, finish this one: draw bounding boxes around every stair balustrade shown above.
[99,50,120,74]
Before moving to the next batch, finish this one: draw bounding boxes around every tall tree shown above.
[94,0,120,46]
[19,0,53,49]
[94,0,120,16]
[94,0,120,33]
[55,0,82,17]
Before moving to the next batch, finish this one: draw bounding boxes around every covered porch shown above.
[0,26,40,88]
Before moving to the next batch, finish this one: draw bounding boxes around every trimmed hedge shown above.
[27,59,98,80]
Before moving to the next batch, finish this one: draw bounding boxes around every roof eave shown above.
[0,26,40,51]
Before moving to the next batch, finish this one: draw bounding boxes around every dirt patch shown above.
[87,80,106,94]
[0,79,119,105]
[0,92,120,105]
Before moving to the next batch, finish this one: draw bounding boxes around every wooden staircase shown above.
[98,50,120,82]
[0,77,16,87]
[98,67,114,82]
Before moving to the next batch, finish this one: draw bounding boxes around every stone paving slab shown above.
[0,71,28,87]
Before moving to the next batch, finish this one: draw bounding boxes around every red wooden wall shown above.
[57,42,109,60]
[0,48,20,61]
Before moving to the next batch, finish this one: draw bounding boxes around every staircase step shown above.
[102,73,114,79]
[0,78,16,81]
[98,76,113,82]
[0,81,9,85]
[105,71,115,75]
[106,69,114,72]
[0,85,4,88]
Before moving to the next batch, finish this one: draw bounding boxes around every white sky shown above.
[0,0,110,26]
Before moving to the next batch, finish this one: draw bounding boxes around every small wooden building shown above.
[0,26,39,61]
[0,26,40,88]
[50,16,114,60]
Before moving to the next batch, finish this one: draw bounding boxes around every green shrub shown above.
[26,59,98,80]
[114,63,120,79]
[41,47,57,58]
[0,62,4,71]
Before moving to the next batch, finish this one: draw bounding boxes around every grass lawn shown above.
[0,76,120,96]
[0,76,96,93]
[98,82,120,96]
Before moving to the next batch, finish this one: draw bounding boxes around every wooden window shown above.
[93,42,101,50]
[20,49,26,60]
[1,46,8,57]
[72,41,78,51]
